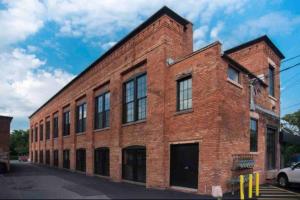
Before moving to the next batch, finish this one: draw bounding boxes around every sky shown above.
[0,0,300,130]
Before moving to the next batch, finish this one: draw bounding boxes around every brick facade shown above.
[29,7,284,194]
[0,116,12,153]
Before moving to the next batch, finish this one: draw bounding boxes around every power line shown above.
[281,54,300,63]
[282,102,300,110]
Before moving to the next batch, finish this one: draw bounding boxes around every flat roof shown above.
[29,6,191,118]
[224,35,285,59]
[0,115,13,121]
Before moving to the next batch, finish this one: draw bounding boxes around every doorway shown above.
[122,146,146,183]
[170,143,199,189]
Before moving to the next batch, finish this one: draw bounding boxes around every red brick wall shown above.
[0,116,12,152]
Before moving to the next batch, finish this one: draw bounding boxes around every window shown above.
[123,74,147,123]
[39,124,43,141]
[76,149,86,172]
[250,119,258,152]
[45,150,50,165]
[35,126,38,142]
[53,150,59,167]
[269,66,275,97]
[46,120,50,140]
[31,129,33,142]
[94,147,110,176]
[76,103,87,133]
[39,150,43,164]
[63,111,70,136]
[95,92,110,129]
[228,66,240,83]
[34,150,38,163]
[63,149,70,169]
[53,115,59,138]
[177,76,192,111]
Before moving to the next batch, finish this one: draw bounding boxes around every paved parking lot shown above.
[1,162,299,199]
[258,185,300,200]
[0,162,209,199]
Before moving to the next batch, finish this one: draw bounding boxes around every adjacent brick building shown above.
[29,6,284,194]
[0,115,13,172]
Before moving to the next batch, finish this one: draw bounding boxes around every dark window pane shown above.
[40,124,43,141]
[126,81,134,103]
[76,103,87,133]
[178,77,192,111]
[269,66,275,96]
[137,75,147,98]
[126,102,134,122]
[138,98,146,120]
[250,119,258,152]
[228,66,239,83]
[267,128,277,170]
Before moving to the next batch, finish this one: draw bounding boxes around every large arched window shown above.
[122,146,146,183]
[76,148,86,172]
[94,147,110,176]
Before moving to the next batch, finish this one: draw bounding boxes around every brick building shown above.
[29,6,284,194]
[0,115,13,172]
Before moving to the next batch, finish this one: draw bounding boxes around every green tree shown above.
[283,110,300,130]
[10,130,29,157]
[282,110,300,166]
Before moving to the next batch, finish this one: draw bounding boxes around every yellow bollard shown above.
[248,174,253,199]
[240,175,245,200]
[255,173,260,196]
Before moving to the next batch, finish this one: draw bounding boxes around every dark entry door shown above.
[122,146,146,183]
[266,128,277,170]
[170,143,199,189]
[94,147,110,176]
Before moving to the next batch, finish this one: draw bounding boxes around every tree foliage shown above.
[10,129,29,156]
[283,110,300,130]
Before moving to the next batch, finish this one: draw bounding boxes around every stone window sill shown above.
[227,78,243,89]
[76,132,86,136]
[63,135,70,138]
[122,120,146,127]
[268,95,277,101]
[94,127,110,133]
[175,108,193,116]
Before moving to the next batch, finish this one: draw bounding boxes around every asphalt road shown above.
[0,162,209,199]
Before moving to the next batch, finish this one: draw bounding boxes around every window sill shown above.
[122,120,146,127]
[227,78,243,89]
[76,132,86,136]
[175,108,193,116]
[249,152,259,155]
[63,135,70,138]
[268,95,277,101]
[94,127,110,133]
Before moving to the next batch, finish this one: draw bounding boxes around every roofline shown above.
[222,54,268,86]
[29,6,191,119]
[0,115,13,121]
[224,35,285,59]
[169,41,222,66]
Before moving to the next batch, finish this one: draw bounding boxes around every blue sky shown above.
[0,0,300,130]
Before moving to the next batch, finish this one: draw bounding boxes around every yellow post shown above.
[240,175,244,200]
[248,174,253,199]
[255,173,260,196]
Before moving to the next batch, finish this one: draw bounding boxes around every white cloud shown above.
[42,0,248,41]
[101,41,117,50]
[0,0,45,49]
[224,12,300,49]
[193,25,209,50]
[210,22,224,40]
[0,48,74,120]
